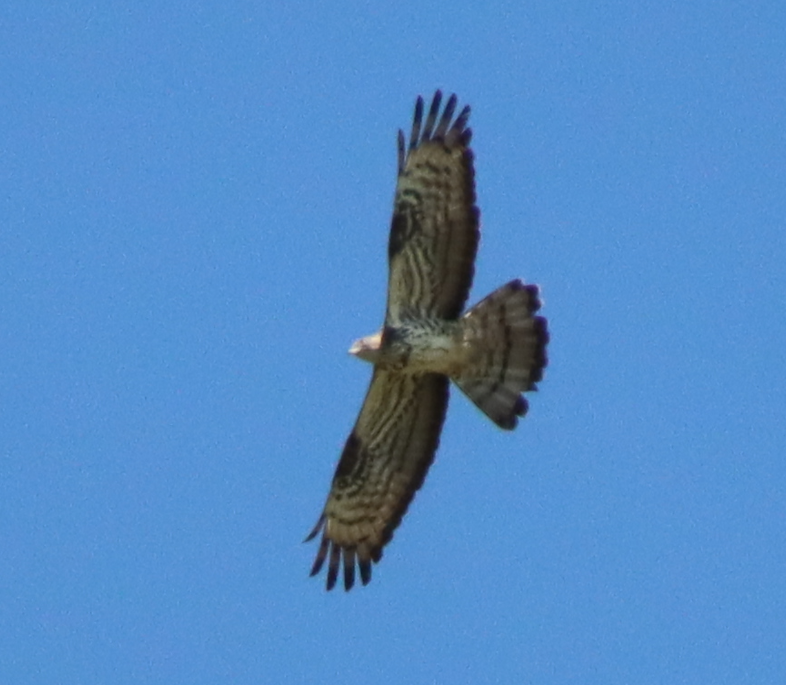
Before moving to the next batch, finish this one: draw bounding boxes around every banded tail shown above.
[452,280,548,430]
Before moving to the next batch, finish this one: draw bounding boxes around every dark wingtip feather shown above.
[402,91,472,169]
[304,513,326,543]
[343,547,356,591]
[451,105,471,134]
[421,90,443,140]
[326,542,341,591]
[433,93,458,138]
[309,534,330,577]
[306,510,382,591]
[409,96,425,152]
[358,557,372,586]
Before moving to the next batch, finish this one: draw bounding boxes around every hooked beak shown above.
[349,331,382,363]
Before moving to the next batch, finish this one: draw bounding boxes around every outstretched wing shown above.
[306,370,449,591]
[386,91,479,324]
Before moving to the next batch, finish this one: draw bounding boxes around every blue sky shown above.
[2,2,785,683]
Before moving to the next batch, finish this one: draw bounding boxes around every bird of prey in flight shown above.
[306,91,548,591]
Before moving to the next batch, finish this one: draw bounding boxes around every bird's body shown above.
[307,91,549,591]
[352,321,466,375]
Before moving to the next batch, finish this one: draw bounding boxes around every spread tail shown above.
[452,280,548,429]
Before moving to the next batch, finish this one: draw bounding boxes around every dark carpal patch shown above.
[388,194,420,259]
[388,211,408,259]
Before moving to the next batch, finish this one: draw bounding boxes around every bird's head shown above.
[349,331,382,363]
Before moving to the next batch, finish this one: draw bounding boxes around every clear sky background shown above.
[2,2,785,684]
